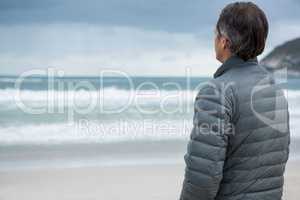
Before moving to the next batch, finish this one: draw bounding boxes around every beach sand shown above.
[0,160,298,200]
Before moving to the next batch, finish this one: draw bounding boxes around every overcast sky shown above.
[0,0,299,76]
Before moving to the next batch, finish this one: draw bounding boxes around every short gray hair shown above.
[216,2,269,61]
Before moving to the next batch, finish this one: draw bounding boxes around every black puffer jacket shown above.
[180,55,290,200]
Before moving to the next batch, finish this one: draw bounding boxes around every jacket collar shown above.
[213,55,258,78]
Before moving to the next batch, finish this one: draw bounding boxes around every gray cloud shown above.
[0,0,299,76]
[1,0,298,33]
[0,0,216,32]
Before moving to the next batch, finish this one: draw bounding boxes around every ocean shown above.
[0,75,300,170]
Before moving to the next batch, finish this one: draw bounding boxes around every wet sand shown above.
[0,160,298,200]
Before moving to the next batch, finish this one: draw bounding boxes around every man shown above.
[180,2,290,200]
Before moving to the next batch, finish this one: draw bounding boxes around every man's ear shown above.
[221,37,228,50]
[223,38,231,50]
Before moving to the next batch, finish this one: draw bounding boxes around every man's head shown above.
[214,2,269,63]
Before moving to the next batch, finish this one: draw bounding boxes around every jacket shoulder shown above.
[195,79,238,125]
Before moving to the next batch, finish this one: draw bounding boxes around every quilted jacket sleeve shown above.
[180,80,236,200]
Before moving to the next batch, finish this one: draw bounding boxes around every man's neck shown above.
[220,53,233,63]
